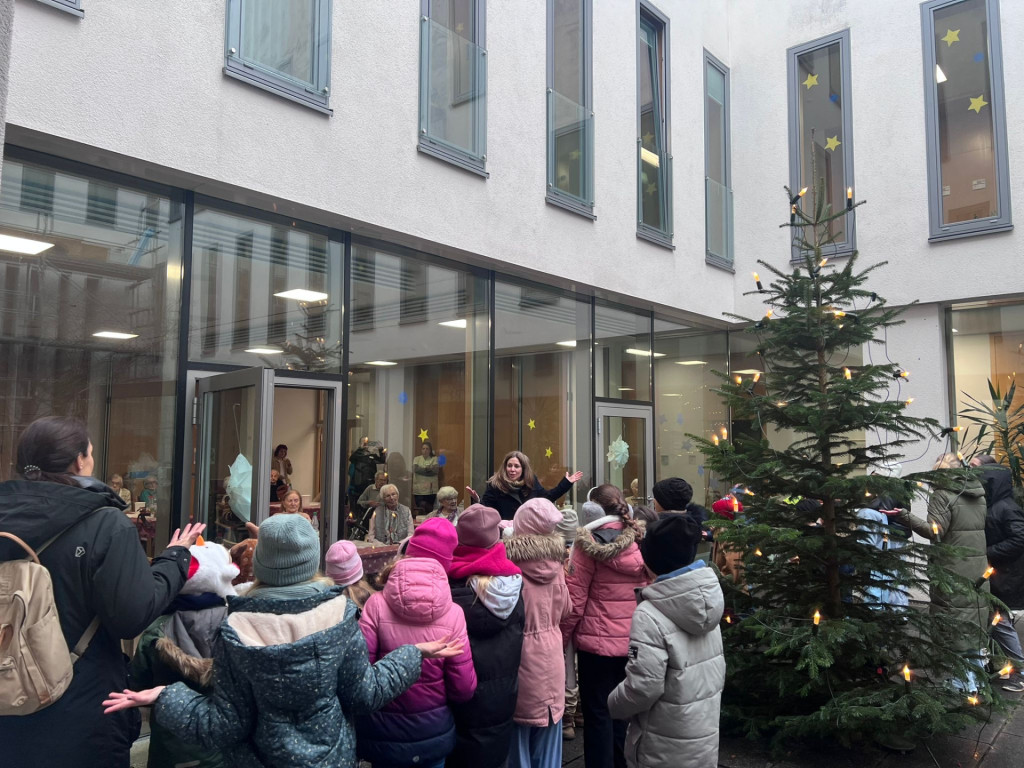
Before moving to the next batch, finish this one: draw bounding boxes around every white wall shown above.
[272,386,317,497]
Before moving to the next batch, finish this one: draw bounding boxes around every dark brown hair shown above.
[590,483,640,533]
[17,416,90,486]
[487,451,537,494]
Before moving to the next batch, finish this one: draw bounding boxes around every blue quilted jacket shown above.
[153,585,421,767]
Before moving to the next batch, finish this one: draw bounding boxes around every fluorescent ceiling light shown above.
[640,147,660,168]
[618,387,635,391]
[733,369,762,375]
[0,233,54,255]
[935,64,947,84]
[274,288,330,302]
[365,360,398,366]
[245,347,283,354]
[951,327,959,333]
[438,319,467,329]
[92,331,139,340]
[662,393,683,397]
[557,340,578,347]
[676,360,707,366]
[625,348,666,358]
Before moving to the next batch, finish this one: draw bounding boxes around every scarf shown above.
[246,579,330,601]
[449,542,522,579]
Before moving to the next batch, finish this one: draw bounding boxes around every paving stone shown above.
[976,732,1024,768]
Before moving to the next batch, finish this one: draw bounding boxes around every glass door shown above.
[193,367,275,546]
[596,402,654,508]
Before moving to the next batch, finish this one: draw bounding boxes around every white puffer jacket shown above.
[607,562,725,768]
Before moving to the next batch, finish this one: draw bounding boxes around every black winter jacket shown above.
[0,478,191,768]
[481,477,574,521]
[982,467,1024,608]
[447,577,525,768]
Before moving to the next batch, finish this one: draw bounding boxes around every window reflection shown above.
[595,302,653,401]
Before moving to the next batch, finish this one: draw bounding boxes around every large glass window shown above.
[950,302,1024,430]
[704,51,732,268]
[788,30,855,254]
[547,0,594,217]
[0,152,182,551]
[225,0,332,113]
[595,302,653,402]
[922,0,1011,240]
[637,3,672,246]
[419,0,487,175]
[346,239,489,524]
[494,279,592,505]
[189,203,342,372]
[653,324,728,506]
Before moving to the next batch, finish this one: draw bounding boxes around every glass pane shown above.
[346,239,489,538]
[200,385,258,547]
[653,324,728,507]
[705,64,726,185]
[552,0,584,104]
[189,206,341,372]
[0,157,182,553]
[795,41,847,244]
[601,414,647,505]
[706,177,733,261]
[639,18,665,231]
[494,280,591,506]
[595,302,653,401]
[934,0,999,224]
[549,91,592,202]
[421,12,486,160]
[239,0,319,88]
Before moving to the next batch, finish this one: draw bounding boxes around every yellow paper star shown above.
[824,135,841,152]
[802,73,818,89]
[418,428,429,441]
[941,28,960,46]
[527,419,536,430]
[545,447,553,459]
[968,94,988,113]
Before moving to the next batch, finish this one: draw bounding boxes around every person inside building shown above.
[271,444,293,487]
[468,450,584,521]
[366,483,413,545]
[428,485,462,525]
[270,468,288,501]
[0,416,201,768]
[358,471,389,512]
[413,440,440,517]
[140,475,159,506]
[110,473,132,508]
[349,437,383,513]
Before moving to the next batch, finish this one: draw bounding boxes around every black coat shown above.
[0,478,191,768]
[481,477,574,521]
[982,467,1024,608]
[447,577,525,768]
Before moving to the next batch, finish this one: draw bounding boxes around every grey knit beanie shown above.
[582,500,605,525]
[253,514,320,586]
[555,506,579,545]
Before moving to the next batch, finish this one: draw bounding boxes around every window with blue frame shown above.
[224,0,332,113]
[419,0,487,176]
[637,4,672,247]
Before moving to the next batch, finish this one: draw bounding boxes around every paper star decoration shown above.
[527,419,536,430]
[968,94,988,113]
[418,428,429,441]
[941,28,960,46]
[802,73,818,89]
[545,447,553,459]
[824,135,841,152]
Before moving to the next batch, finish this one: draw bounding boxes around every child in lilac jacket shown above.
[357,518,477,768]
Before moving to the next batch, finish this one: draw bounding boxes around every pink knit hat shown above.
[512,497,563,536]
[405,517,458,573]
[325,540,364,587]
[457,504,501,548]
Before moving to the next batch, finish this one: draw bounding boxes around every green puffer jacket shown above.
[153,586,422,768]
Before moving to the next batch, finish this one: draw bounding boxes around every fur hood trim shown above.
[504,532,567,564]
[156,636,214,688]
[574,523,641,563]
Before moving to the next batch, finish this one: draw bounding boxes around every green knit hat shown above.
[253,514,320,586]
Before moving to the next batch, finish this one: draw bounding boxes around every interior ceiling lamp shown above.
[0,233,55,255]
[274,288,329,302]
[245,347,283,354]
[92,331,139,340]
[438,319,467,329]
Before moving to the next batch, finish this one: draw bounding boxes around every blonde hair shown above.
[344,578,377,611]
[376,553,404,585]
[469,574,493,604]
[932,453,961,471]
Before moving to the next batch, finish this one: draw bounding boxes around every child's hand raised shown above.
[415,635,466,659]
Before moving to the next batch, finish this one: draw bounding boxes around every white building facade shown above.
[0,0,1020,548]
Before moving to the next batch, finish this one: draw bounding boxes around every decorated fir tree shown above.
[695,182,1003,748]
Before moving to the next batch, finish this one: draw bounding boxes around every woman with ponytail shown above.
[561,484,648,768]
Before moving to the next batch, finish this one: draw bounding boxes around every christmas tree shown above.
[695,181,1003,748]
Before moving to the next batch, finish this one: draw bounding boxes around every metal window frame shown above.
[224,0,333,115]
[636,1,673,250]
[921,0,1012,241]
[703,49,733,271]
[786,28,857,261]
[418,0,489,177]
[546,0,595,219]
[33,0,83,17]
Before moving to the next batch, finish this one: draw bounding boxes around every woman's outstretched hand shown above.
[415,635,466,658]
[103,686,165,714]
[465,486,480,503]
[566,471,584,484]
[167,523,206,550]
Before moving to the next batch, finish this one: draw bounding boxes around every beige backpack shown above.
[0,529,100,715]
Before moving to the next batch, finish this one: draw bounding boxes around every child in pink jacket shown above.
[504,497,572,768]
[358,518,477,768]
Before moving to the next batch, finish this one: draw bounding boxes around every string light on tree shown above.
[975,565,995,589]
